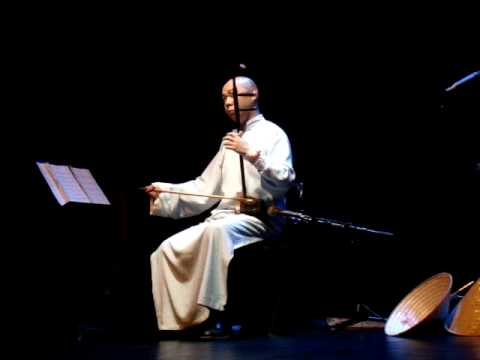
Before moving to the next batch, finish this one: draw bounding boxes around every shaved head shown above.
[223,76,258,94]
[222,76,260,125]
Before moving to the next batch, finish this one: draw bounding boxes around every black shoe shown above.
[198,321,231,340]
[158,330,184,340]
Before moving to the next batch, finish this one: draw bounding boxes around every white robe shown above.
[150,114,295,330]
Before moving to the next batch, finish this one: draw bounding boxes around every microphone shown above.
[445,70,480,92]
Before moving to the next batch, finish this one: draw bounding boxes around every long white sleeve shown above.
[150,147,224,219]
[250,129,295,195]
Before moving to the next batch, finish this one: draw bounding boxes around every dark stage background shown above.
[9,18,478,349]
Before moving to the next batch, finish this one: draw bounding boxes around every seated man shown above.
[145,76,295,338]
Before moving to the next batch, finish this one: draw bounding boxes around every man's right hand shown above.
[144,184,161,200]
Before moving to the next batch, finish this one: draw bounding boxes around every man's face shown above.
[222,79,257,124]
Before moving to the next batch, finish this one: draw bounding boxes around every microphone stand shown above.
[271,207,394,330]
[309,216,394,237]
[273,208,394,237]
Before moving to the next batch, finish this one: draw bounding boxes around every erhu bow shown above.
[145,187,262,215]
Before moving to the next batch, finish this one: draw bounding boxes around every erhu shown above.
[144,64,263,216]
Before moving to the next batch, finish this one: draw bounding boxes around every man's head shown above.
[222,76,259,125]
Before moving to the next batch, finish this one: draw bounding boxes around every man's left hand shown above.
[223,131,249,155]
[223,131,259,162]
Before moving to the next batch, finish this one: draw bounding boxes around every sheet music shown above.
[48,164,91,204]
[36,162,68,205]
[70,167,111,205]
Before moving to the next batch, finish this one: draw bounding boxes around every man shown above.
[145,76,295,338]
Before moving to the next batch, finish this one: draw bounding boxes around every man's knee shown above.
[151,241,168,262]
[203,222,227,243]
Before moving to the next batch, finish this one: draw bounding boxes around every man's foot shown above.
[198,321,231,340]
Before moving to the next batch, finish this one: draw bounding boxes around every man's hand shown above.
[144,184,161,200]
[223,131,259,162]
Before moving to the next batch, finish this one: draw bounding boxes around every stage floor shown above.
[48,326,479,360]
